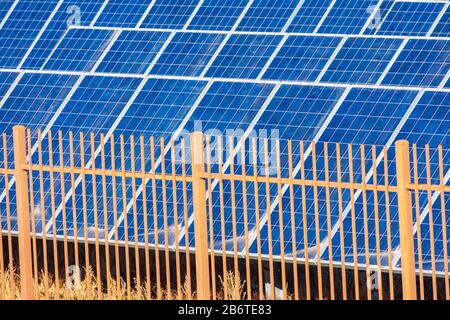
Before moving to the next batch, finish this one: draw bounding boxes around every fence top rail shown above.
[1,127,448,193]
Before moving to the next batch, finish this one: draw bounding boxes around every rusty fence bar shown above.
[0,126,448,300]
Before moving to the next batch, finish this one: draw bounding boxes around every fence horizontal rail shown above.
[0,125,448,300]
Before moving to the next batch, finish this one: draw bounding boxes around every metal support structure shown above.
[13,125,33,300]
[190,132,210,300]
[395,140,417,300]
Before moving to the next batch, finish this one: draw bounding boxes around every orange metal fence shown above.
[0,125,448,300]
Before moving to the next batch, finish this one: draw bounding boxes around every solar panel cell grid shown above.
[286,0,334,33]
[0,1,15,24]
[96,30,171,74]
[321,36,404,85]
[150,32,226,77]
[236,0,299,32]
[0,0,59,68]
[432,5,450,37]
[205,34,283,79]
[44,75,142,237]
[362,91,450,271]
[21,0,106,70]
[43,28,116,72]
[375,1,445,36]
[262,35,342,81]
[318,0,379,35]
[76,78,208,243]
[141,0,200,29]
[320,88,419,263]
[0,72,80,232]
[381,39,450,88]
[179,81,276,247]
[94,0,155,28]
[225,84,346,255]
[186,0,248,31]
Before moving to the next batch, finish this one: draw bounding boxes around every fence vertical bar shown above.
[394,140,417,300]
[13,125,33,300]
[190,132,210,300]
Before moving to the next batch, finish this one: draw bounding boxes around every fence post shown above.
[190,132,210,300]
[395,140,417,300]
[12,125,34,299]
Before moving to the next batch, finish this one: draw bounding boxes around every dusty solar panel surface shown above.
[0,0,448,274]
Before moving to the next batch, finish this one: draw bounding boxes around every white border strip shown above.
[70,24,450,40]
[3,67,450,92]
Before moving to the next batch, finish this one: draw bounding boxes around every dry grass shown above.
[0,268,257,300]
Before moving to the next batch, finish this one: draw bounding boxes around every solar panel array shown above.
[0,0,448,274]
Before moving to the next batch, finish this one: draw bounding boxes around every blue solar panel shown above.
[218,84,346,254]
[318,0,379,34]
[113,79,208,243]
[21,0,105,70]
[262,35,342,81]
[43,28,116,72]
[150,32,226,77]
[0,72,79,232]
[178,81,275,246]
[432,5,450,37]
[321,37,403,84]
[34,75,142,236]
[0,0,448,278]
[186,0,248,31]
[141,0,200,29]
[0,1,15,23]
[375,1,445,36]
[94,0,154,28]
[382,39,450,88]
[96,30,171,74]
[55,78,208,241]
[344,91,450,270]
[0,0,59,68]
[236,0,299,32]
[364,0,395,35]
[316,88,419,263]
[0,72,18,105]
[286,0,333,33]
[205,34,282,79]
